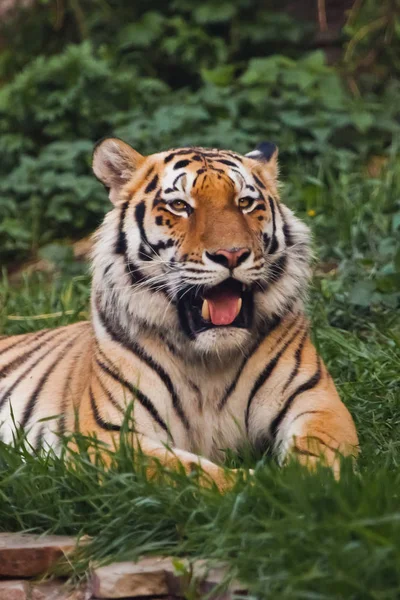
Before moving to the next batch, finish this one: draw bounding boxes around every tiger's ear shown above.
[92,138,145,205]
[245,142,279,181]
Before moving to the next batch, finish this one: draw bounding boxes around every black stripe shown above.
[267,196,278,254]
[224,151,243,162]
[34,425,45,451]
[245,323,303,431]
[164,149,193,163]
[282,329,308,393]
[114,201,166,295]
[253,174,266,190]
[173,159,190,170]
[97,303,190,431]
[266,254,287,284]
[0,329,49,360]
[172,172,185,189]
[58,342,86,437]
[288,409,324,425]
[278,205,294,248]
[135,201,150,247]
[270,358,322,442]
[21,333,82,428]
[158,332,181,358]
[192,169,206,187]
[145,174,159,194]
[152,189,164,207]
[95,371,124,414]
[0,328,66,384]
[0,331,70,412]
[215,159,238,167]
[96,357,169,435]
[89,387,121,432]
[138,243,153,262]
[144,165,154,179]
[181,267,214,275]
[115,201,129,255]
[218,315,282,411]
[125,260,148,286]
[282,222,294,247]
[292,447,320,458]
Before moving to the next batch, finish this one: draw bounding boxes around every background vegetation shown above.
[0,1,399,598]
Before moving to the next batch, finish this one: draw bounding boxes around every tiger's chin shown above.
[177,278,255,355]
[191,327,253,356]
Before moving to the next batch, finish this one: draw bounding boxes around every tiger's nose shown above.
[205,247,251,269]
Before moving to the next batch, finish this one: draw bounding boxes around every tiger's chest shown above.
[161,362,249,461]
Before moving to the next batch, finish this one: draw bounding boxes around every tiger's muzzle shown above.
[177,278,254,339]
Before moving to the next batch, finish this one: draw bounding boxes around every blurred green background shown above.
[0,0,399,276]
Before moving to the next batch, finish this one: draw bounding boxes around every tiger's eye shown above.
[239,197,253,210]
[170,200,188,212]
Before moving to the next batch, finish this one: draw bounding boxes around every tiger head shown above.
[92,139,311,356]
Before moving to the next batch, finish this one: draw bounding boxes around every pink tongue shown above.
[206,288,241,326]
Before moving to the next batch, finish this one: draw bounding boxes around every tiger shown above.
[0,138,359,489]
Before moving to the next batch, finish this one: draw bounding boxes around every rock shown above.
[91,556,246,598]
[91,557,174,598]
[0,533,77,577]
[0,580,29,600]
[31,581,92,600]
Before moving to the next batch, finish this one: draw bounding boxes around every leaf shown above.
[117,12,165,49]
[201,65,236,87]
[352,111,374,133]
[193,3,237,24]
[240,56,284,86]
[395,248,400,271]
[349,281,376,306]
[300,51,327,72]
[392,213,400,232]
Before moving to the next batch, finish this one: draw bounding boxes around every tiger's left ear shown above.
[245,142,279,181]
[92,138,145,205]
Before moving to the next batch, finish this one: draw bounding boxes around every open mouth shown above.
[177,278,254,339]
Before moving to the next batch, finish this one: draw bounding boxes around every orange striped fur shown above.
[0,140,358,488]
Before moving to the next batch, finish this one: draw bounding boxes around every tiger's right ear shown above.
[92,138,145,205]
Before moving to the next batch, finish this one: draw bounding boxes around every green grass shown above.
[0,162,399,599]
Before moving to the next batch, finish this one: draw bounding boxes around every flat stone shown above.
[91,557,246,598]
[0,580,29,600]
[31,581,92,600]
[0,533,77,577]
[91,557,174,598]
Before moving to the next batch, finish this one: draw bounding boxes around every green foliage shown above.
[0,1,399,264]
[343,0,400,91]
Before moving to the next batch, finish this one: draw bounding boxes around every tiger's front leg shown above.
[273,395,359,478]
[80,428,240,492]
[133,434,243,492]
[247,335,359,477]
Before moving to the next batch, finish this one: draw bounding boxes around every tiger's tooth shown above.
[202,299,210,321]
[237,297,242,313]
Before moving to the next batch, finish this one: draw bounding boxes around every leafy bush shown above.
[0,0,399,273]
